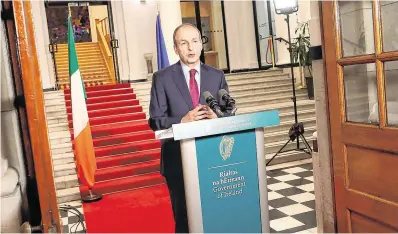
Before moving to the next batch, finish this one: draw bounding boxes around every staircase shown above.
[44,69,315,203]
[54,42,115,89]
[44,84,164,204]
[131,69,316,165]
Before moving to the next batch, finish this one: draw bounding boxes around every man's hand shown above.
[181,104,207,123]
[203,105,218,119]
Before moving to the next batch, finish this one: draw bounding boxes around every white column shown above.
[158,0,182,65]
[309,1,336,233]
[31,1,53,89]
[224,1,258,71]
[1,10,28,227]
[211,0,227,70]
[111,0,129,82]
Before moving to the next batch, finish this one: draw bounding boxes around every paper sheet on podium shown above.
[155,128,174,140]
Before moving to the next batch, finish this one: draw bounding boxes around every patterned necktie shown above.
[189,69,199,107]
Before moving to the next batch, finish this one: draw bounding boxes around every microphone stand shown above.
[266,14,312,166]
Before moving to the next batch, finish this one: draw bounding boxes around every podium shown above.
[156,110,280,233]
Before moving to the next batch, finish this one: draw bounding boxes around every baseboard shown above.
[43,87,57,92]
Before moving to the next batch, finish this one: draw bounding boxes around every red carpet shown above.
[82,184,174,233]
[63,83,166,195]
[63,84,173,232]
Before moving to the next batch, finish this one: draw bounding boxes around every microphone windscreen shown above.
[201,91,213,101]
[217,89,228,99]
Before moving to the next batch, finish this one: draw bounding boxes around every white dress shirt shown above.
[181,62,201,91]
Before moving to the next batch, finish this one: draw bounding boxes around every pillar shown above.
[158,0,182,65]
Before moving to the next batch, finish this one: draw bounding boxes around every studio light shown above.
[267,0,312,166]
[273,0,298,15]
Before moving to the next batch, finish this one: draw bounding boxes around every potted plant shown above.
[291,21,314,99]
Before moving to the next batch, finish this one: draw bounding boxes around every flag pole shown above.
[67,9,102,203]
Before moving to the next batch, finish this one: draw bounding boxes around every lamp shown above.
[266,0,312,166]
[273,0,298,15]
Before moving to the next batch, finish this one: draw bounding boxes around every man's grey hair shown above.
[173,23,202,46]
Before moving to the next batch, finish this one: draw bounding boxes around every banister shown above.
[13,0,62,232]
[95,19,115,84]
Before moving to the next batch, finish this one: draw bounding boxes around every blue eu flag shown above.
[156,14,169,70]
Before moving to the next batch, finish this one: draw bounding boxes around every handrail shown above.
[275,36,310,45]
[12,0,62,232]
[275,37,290,45]
[98,17,109,37]
[95,19,116,84]
[48,39,59,89]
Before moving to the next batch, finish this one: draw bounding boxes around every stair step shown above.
[58,74,111,81]
[63,84,131,93]
[69,112,146,128]
[80,172,165,196]
[92,130,155,147]
[47,116,68,125]
[264,117,317,135]
[65,93,136,105]
[229,83,292,95]
[226,69,283,79]
[93,139,160,157]
[55,174,79,190]
[237,100,315,115]
[70,119,149,139]
[48,123,69,133]
[66,99,140,113]
[95,159,160,182]
[229,77,290,87]
[56,61,105,69]
[58,69,108,76]
[96,149,160,169]
[57,65,107,73]
[58,78,112,85]
[54,163,76,177]
[56,187,80,204]
[264,136,314,154]
[52,152,75,166]
[264,126,317,144]
[236,93,308,108]
[233,87,305,98]
[278,109,315,123]
[64,88,133,99]
[50,136,71,145]
[58,81,115,90]
[227,75,288,84]
[55,52,102,59]
[67,105,143,120]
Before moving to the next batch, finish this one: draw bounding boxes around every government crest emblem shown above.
[219,135,235,160]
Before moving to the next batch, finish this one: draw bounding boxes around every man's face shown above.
[174,26,203,66]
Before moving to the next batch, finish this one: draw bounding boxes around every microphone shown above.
[217,89,237,115]
[201,91,224,117]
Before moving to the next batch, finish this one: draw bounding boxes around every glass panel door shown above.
[180,0,229,71]
[254,0,278,68]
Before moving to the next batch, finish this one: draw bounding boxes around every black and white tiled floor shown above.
[267,160,317,233]
[58,160,317,234]
[59,201,87,233]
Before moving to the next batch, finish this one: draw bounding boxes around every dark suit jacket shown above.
[148,61,229,179]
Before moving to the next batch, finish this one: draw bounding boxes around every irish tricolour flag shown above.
[68,16,97,189]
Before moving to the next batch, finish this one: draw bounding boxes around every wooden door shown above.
[322,1,398,232]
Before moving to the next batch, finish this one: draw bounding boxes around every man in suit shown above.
[148,23,229,233]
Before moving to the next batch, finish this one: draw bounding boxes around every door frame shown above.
[321,1,398,232]
[44,0,121,83]
[180,0,231,73]
[251,0,276,71]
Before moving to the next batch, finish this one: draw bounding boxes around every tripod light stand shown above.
[266,0,312,166]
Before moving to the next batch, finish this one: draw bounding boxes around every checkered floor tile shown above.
[57,162,317,233]
[59,201,87,233]
[267,162,317,233]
